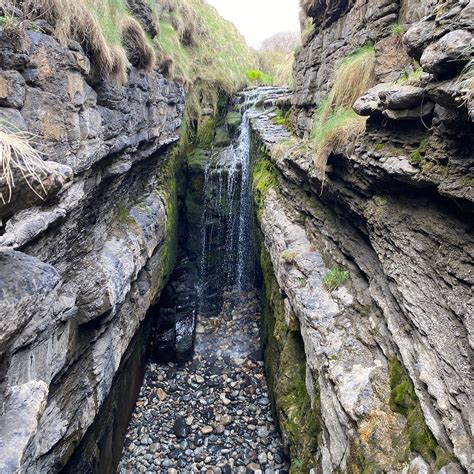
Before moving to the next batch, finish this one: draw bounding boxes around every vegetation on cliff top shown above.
[258,31,300,88]
[2,0,256,107]
[159,0,256,109]
[4,0,156,84]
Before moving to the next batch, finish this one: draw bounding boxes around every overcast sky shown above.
[206,0,300,49]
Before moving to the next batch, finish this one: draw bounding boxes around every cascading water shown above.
[196,87,288,311]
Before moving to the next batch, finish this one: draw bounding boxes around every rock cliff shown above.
[250,0,472,472]
[0,24,184,472]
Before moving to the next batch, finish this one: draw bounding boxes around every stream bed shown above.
[118,291,288,473]
[118,88,291,473]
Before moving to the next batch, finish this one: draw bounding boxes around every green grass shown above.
[90,0,128,47]
[396,62,424,86]
[322,266,349,291]
[0,15,18,31]
[246,69,274,86]
[391,23,405,37]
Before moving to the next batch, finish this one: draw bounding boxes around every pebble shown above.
[156,388,166,401]
[119,292,288,471]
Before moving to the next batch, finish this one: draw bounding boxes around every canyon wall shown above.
[252,0,472,472]
[0,25,184,472]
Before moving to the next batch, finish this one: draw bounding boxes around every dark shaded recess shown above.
[149,251,198,363]
[61,317,152,474]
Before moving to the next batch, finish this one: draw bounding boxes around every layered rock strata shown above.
[0,24,184,472]
[250,0,472,471]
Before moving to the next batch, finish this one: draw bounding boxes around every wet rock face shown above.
[0,24,184,473]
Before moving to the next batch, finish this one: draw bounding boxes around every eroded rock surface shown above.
[249,0,473,466]
[0,21,184,473]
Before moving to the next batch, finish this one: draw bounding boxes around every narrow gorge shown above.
[0,0,472,473]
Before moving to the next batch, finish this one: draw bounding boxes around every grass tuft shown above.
[312,105,366,177]
[310,45,374,179]
[0,126,52,204]
[396,62,424,86]
[330,45,375,111]
[391,23,405,48]
[322,266,349,291]
[6,0,165,83]
[281,250,298,264]
[120,15,156,72]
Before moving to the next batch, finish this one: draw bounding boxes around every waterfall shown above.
[235,108,253,291]
[195,87,289,314]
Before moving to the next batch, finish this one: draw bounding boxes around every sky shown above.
[206,0,301,49]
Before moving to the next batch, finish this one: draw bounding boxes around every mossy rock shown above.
[196,117,216,147]
[187,149,210,172]
[226,111,242,137]
[278,332,320,472]
[388,357,455,469]
[214,126,231,147]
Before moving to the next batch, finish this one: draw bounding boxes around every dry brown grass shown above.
[310,45,374,182]
[120,15,156,72]
[312,109,366,178]
[17,0,130,83]
[330,45,376,110]
[0,127,51,204]
[11,0,163,83]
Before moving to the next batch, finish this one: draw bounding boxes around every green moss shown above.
[271,107,294,134]
[297,277,307,288]
[388,357,454,469]
[214,126,231,147]
[157,149,180,286]
[259,240,319,472]
[323,266,349,291]
[195,117,216,147]
[117,204,136,225]
[373,196,387,207]
[226,111,242,136]
[374,143,385,152]
[252,158,279,221]
[187,148,210,172]
[461,176,474,187]
[281,250,298,264]
[279,332,320,472]
[409,137,429,166]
